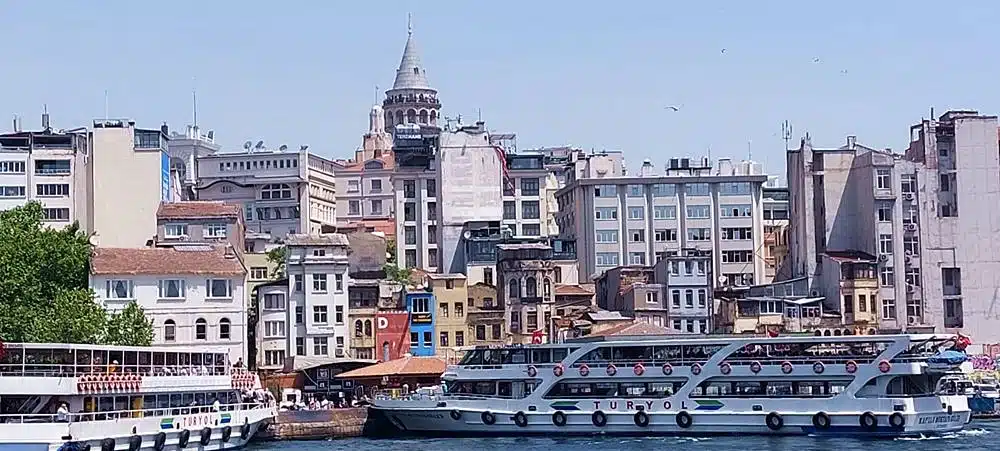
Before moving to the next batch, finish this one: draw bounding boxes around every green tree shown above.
[383,263,412,285]
[266,246,287,279]
[0,202,152,345]
[105,302,154,346]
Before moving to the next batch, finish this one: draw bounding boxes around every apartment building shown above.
[89,119,173,247]
[556,157,768,285]
[334,105,396,236]
[153,201,245,252]
[426,273,468,361]
[503,153,550,237]
[256,278,289,368]
[762,181,791,283]
[195,146,337,245]
[787,111,1000,348]
[496,243,563,344]
[405,290,437,356]
[90,246,247,361]
[467,282,504,345]
[0,115,89,228]
[271,234,351,366]
[655,250,715,333]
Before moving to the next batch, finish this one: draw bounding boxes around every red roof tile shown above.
[336,356,445,379]
[92,246,245,276]
[157,201,241,220]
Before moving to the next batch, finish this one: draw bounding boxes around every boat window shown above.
[501,348,528,364]
[646,382,678,397]
[543,381,685,399]
[696,382,735,396]
[482,349,502,365]
[531,349,551,363]
[682,345,725,359]
[734,382,765,396]
[459,350,483,366]
[580,347,612,363]
[619,382,647,396]
[552,348,569,362]
[766,382,793,396]
[612,346,652,361]
[498,382,512,397]
[690,380,846,398]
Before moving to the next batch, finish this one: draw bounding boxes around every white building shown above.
[90,245,248,362]
[258,234,351,370]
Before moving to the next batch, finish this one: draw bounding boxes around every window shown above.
[261,183,292,200]
[441,303,449,317]
[313,337,329,356]
[878,234,893,255]
[195,318,207,340]
[945,299,964,327]
[36,183,69,197]
[403,180,416,198]
[0,186,24,198]
[686,205,711,219]
[521,178,540,196]
[423,331,432,347]
[719,182,751,196]
[157,279,185,299]
[901,174,916,193]
[594,185,617,197]
[653,229,676,242]
[629,252,646,265]
[698,289,707,307]
[671,290,681,308]
[525,277,537,297]
[440,331,449,347]
[503,201,517,219]
[296,337,306,356]
[721,250,753,263]
[332,305,343,324]
[0,161,25,174]
[903,235,919,256]
[475,325,486,341]
[880,266,894,287]
[428,249,439,267]
[858,294,867,312]
[203,224,226,238]
[293,275,303,293]
[653,206,676,220]
[629,229,645,243]
[939,173,951,192]
[906,267,922,287]
[34,160,70,175]
[595,207,618,220]
[218,318,233,339]
[348,201,360,216]
[370,199,383,215]
[484,267,494,285]
[521,224,541,236]
[404,226,416,245]
[206,279,232,298]
[163,320,176,342]
[455,331,464,347]
[685,183,710,196]
[403,203,416,221]
[652,183,676,197]
[312,274,328,292]
[335,274,344,292]
[405,250,417,268]
[354,320,364,337]
[627,206,644,220]
[687,228,711,241]
[42,208,70,222]
[522,201,540,219]
[410,332,419,347]
[877,203,892,222]
[596,252,619,266]
[719,204,752,218]
[428,225,437,243]
[491,324,502,339]
[876,169,891,190]
[942,268,962,296]
[721,227,752,240]
[625,184,644,197]
[371,179,383,192]
[313,306,328,323]
[247,267,268,280]
[105,279,134,299]
[295,306,303,324]
[264,350,285,366]
[426,179,437,197]
[843,295,854,314]
[411,297,431,313]
[672,319,682,331]
[365,320,373,336]
[685,290,694,307]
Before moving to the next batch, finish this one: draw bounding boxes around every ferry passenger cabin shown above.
[0,343,233,377]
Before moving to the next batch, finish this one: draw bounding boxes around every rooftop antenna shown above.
[104,90,109,121]
[407,13,413,36]
[747,138,752,161]
[477,108,482,122]
[781,120,793,151]
[374,85,379,105]
[192,77,198,128]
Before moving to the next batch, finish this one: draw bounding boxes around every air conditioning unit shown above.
[907,316,920,325]
[904,255,912,264]
[904,250,913,257]
[334,348,345,358]
[902,193,914,201]
[906,284,915,293]
[878,254,889,262]
[904,223,917,232]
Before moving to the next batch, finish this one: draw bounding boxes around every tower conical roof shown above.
[390,22,433,91]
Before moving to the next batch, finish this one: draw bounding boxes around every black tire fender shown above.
[513,411,528,427]
[481,411,496,425]
[765,412,784,431]
[634,411,650,427]
[552,410,567,427]
[812,412,831,429]
[199,427,212,446]
[592,410,607,427]
[676,410,693,429]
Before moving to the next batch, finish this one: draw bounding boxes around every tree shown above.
[385,238,397,263]
[0,202,152,345]
[266,246,287,279]
[105,302,154,346]
[383,263,412,285]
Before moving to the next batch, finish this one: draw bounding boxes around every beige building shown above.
[466,282,505,345]
[497,243,559,344]
[89,119,173,248]
[333,105,396,238]
[426,273,468,362]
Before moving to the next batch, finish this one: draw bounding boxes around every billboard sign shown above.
[375,312,410,362]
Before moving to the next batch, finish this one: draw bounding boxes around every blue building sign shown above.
[160,152,172,201]
[405,292,436,357]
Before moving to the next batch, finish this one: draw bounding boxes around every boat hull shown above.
[370,405,971,438]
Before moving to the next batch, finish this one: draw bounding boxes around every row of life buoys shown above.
[547,359,892,378]
[76,374,143,393]
[231,372,257,390]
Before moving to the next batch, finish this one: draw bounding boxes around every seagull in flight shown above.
[721,48,727,54]
[665,105,682,112]
[812,57,821,63]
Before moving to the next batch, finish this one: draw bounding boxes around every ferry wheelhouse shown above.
[372,333,972,437]
[0,343,277,451]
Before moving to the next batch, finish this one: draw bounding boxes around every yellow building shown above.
[426,273,469,363]
[821,251,880,335]
[467,282,506,345]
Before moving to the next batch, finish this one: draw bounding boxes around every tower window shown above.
[413,67,420,75]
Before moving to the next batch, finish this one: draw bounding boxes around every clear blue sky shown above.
[2,1,998,178]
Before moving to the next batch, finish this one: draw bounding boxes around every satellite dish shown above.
[243,141,252,151]
[718,276,728,285]
[279,144,288,152]
[300,145,309,152]
[462,231,472,239]
[254,140,265,150]
[206,130,214,140]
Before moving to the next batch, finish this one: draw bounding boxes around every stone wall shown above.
[258,408,369,440]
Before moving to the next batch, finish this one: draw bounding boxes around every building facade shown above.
[166,125,220,200]
[556,157,768,285]
[655,250,714,333]
[503,153,550,237]
[153,201,245,252]
[90,246,247,361]
[497,243,558,344]
[405,291,436,356]
[334,105,396,236]
[0,118,90,228]
[762,181,790,283]
[426,273,467,361]
[382,22,441,130]
[466,282,503,346]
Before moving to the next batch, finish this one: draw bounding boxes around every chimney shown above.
[160,122,169,136]
[846,135,857,150]
[224,244,236,259]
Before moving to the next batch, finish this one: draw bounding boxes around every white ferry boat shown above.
[0,342,277,451]
[372,333,973,437]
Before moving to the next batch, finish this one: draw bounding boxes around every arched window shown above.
[833,329,842,336]
[543,278,552,298]
[823,330,831,336]
[525,277,537,297]
[419,110,429,124]
[430,110,438,125]
[195,318,207,340]
[355,320,364,337]
[364,320,373,337]
[395,110,403,124]
[407,109,417,124]
[219,318,231,340]
[382,341,390,362]
[508,279,520,300]
[260,183,292,200]
[164,320,176,342]
[814,330,822,336]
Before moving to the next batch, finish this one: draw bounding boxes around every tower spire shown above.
[407,13,412,36]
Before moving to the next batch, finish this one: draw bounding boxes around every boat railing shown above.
[568,355,886,369]
[0,363,238,378]
[0,401,276,424]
